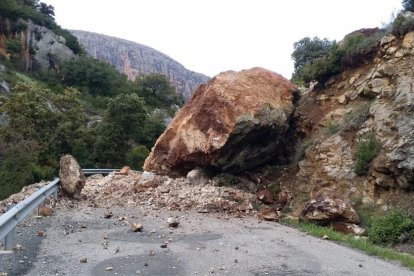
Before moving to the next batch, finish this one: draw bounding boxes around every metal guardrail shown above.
[0,168,119,250]
[82,169,119,175]
[0,178,59,250]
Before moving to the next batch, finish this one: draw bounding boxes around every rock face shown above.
[0,19,74,72]
[71,30,209,99]
[288,27,414,216]
[144,67,298,176]
[59,155,85,198]
[301,188,360,225]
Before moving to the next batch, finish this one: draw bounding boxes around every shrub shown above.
[392,12,414,37]
[5,38,21,54]
[368,209,414,245]
[125,145,150,170]
[353,133,380,175]
[324,121,341,136]
[291,29,384,86]
[340,30,383,69]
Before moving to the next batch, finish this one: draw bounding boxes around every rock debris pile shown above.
[81,171,256,214]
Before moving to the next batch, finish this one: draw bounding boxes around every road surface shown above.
[1,201,413,275]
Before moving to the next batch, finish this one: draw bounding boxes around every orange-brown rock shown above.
[144,68,297,176]
[301,188,360,225]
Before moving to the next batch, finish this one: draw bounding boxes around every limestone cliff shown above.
[71,30,209,99]
[0,19,74,72]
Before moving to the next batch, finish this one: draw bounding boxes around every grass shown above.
[323,121,342,136]
[281,218,414,270]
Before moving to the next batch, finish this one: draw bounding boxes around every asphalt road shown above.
[1,202,413,276]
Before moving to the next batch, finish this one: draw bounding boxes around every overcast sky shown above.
[45,0,402,78]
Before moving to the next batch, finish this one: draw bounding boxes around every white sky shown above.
[45,0,402,78]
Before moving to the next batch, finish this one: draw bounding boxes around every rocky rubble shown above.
[81,171,255,214]
[0,181,48,213]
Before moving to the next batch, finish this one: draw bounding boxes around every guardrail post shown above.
[5,204,15,250]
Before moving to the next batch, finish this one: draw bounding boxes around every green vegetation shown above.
[291,29,385,87]
[353,133,380,176]
[392,12,414,37]
[94,93,148,168]
[136,73,184,116]
[0,84,90,198]
[368,209,414,245]
[281,218,414,270]
[323,121,341,136]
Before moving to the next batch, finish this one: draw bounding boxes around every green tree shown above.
[94,93,148,167]
[125,145,150,170]
[62,57,126,97]
[38,2,54,18]
[403,0,414,12]
[136,73,184,114]
[291,37,333,72]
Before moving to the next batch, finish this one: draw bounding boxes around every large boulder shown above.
[144,67,298,176]
[59,155,85,198]
[301,188,360,225]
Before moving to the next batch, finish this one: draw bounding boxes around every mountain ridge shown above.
[71,30,209,98]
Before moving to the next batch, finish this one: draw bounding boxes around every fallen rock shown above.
[337,94,349,104]
[167,217,180,228]
[103,210,113,219]
[38,206,53,216]
[258,207,279,221]
[80,258,87,263]
[36,230,46,237]
[116,166,130,175]
[301,188,360,225]
[144,67,297,175]
[59,155,85,198]
[130,222,143,232]
[257,189,274,204]
[332,222,365,235]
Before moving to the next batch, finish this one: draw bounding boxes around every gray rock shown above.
[59,155,85,197]
[380,35,396,47]
[377,64,396,77]
[0,81,10,93]
[0,112,9,127]
[28,22,75,71]
[213,105,289,173]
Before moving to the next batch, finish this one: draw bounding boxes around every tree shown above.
[38,2,54,18]
[403,0,414,12]
[136,73,184,112]
[94,94,148,167]
[291,37,333,71]
[62,57,125,97]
